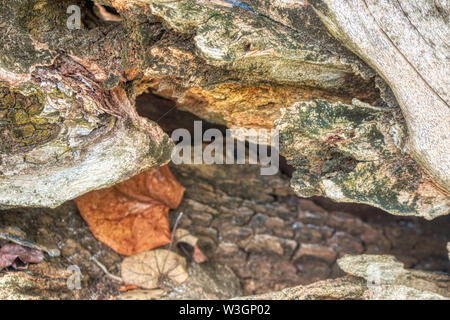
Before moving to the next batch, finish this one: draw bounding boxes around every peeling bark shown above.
[310,0,450,192]
[0,0,448,218]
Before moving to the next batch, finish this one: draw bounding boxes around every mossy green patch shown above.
[276,99,448,218]
[0,86,60,152]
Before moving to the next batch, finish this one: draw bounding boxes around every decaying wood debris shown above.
[0,0,448,218]
[0,0,449,300]
[75,165,184,256]
[0,163,448,299]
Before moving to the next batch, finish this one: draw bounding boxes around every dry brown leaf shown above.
[174,228,199,247]
[121,249,189,289]
[175,228,207,263]
[115,165,185,208]
[0,243,44,270]
[193,245,207,264]
[75,165,185,256]
[75,189,171,256]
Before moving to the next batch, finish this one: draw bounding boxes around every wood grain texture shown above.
[311,0,450,191]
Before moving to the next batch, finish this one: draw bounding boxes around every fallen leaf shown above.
[121,249,189,289]
[76,190,170,256]
[75,165,185,256]
[174,228,198,247]
[193,245,207,264]
[115,165,185,209]
[174,228,207,263]
[0,243,44,270]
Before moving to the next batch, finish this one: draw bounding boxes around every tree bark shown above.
[0,0,448,218]
[310,0,450,193]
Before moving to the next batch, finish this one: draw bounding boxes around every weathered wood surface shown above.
[0,1,448,217]
[239,255,450,300]
[311,0,450,191]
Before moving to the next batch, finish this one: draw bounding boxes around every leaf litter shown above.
[0,243,44,270]
[75,165,185,256]
[121,249,189,290]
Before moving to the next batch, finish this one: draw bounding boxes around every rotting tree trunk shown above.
[1,162,449,299]
[0,1,448,218]
[310,0,450,191]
